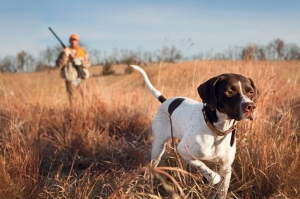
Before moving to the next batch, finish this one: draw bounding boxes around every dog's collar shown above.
[202,105,237,147]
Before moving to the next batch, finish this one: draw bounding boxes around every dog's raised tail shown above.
[130,65,167,103]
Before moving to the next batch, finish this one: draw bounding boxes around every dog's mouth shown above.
[227,110,256,121]
[219,104,257,121]
[242,110,256,121]
[247,115,254,121]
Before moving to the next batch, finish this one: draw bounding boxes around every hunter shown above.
[56,34,91,105]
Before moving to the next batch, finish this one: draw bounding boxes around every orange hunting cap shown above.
[69,34,79,41]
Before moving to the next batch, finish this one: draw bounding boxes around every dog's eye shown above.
[225,90,234,97]
[249,91,254,96]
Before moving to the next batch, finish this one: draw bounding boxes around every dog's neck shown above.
[204,105,235,131]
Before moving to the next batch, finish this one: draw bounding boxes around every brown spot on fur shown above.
[158,95,167,103]
[168,98,185,116]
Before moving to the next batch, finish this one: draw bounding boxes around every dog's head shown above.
[198,73,259,121]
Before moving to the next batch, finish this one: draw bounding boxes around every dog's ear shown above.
[248,78,259,102]
[197,76,223,111]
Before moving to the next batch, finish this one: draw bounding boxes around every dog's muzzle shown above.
[242,102,256,120]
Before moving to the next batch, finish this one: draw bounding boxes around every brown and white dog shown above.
[131,65,259,198]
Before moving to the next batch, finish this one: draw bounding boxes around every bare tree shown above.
[1,56,18,72]
[89,49,102,65]
[274,38,285,60]
[268,38,285,60]
[17,51,26,72]
[39,45,61,67]
[16,51,35,72]
[143,51,153,65]
[111,48,120,64]
[285,43,300,60]
[167,46,182,63]
[157,46,168,64]
[257,47,266,60]
[241,45,257,61]
[42,47,53,66]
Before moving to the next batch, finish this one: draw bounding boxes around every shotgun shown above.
[48,27,86,78]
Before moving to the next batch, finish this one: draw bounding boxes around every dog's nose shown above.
[242,102,256,112]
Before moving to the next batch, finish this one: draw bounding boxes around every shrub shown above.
[102,61,115,76]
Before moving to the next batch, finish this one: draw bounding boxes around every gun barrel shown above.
[48,27,66,48]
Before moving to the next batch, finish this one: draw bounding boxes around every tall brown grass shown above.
[0,61,299,198]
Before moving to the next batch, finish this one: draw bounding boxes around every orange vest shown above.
[67,46,87,60]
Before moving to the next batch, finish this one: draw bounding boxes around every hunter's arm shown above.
[56,51,68,70]
[82,54,91,68]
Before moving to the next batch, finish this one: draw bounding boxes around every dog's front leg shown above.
[177,140,221,185]
[188,159,221,185]
[216,164,232,199]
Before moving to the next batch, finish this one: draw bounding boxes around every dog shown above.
[130,65,259,198]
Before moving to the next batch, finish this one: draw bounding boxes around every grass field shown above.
[0,60,299,198]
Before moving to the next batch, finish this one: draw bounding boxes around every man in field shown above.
[56,34,91,105]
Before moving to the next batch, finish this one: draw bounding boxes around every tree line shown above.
[194,38,300,61]
[0,38,299,73]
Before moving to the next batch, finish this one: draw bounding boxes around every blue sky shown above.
[1,0,300,58]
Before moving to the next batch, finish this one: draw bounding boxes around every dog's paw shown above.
[211,174,221,185]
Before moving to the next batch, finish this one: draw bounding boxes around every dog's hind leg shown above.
[150,113,171,167]
[151,141,167,168]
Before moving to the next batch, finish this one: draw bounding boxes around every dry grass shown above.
[0,60,299,198]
